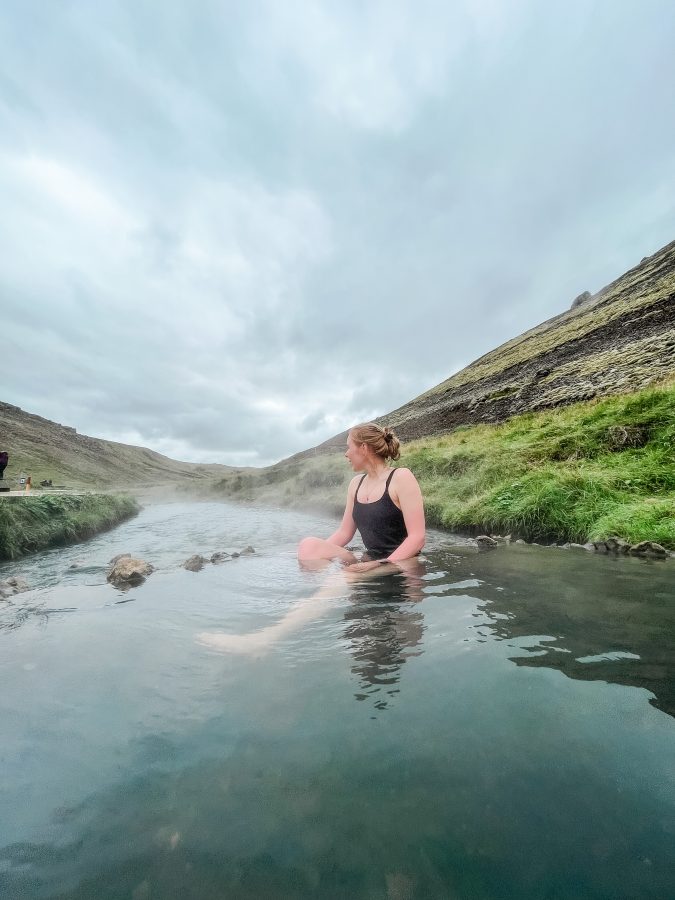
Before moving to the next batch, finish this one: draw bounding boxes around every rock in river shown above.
[0,576,31,599]
[107,557,154,587]
[183,555,208,572]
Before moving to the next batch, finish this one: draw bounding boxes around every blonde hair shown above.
[350,422,401,461]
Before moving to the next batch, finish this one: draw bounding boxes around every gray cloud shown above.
[2,1,674,466]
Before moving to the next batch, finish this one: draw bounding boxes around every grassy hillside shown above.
[215,379,675,549]
[0,401,238,491]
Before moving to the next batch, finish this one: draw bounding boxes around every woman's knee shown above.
[297,536,324,560]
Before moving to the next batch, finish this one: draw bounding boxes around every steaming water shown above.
[1,501,674,899]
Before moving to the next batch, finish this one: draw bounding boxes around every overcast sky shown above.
[2,1,674,466]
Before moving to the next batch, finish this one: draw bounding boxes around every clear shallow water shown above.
[1,501,674,899]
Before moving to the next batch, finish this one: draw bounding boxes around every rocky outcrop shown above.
[571,290,592,309]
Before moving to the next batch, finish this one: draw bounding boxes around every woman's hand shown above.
[346,560,389,573]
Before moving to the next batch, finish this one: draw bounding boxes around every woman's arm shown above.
[387,468,425,561]
[326,476,359,547]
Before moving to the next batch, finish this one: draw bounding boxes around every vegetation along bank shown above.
[0,494,140,561]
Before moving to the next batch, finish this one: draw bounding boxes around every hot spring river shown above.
[1,501,674,899]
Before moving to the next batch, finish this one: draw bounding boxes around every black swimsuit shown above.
[352,469,408,559]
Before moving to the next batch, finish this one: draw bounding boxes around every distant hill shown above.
[298,238,675,458]
[0,402,235,490]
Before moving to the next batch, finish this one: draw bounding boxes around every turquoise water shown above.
[1,502,674,899]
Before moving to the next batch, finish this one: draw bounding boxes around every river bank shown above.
[0,493,139,561]
[216,379,675,550]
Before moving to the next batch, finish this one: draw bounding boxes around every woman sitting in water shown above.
[197,423,425,654]
[298,422,425,572]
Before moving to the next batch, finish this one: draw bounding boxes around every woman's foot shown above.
[196,630,273,656]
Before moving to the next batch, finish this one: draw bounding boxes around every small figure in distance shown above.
[24,475,32,493]
[0,450,8,480]
[297,422,426,573]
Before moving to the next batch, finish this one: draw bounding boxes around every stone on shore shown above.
[629,541,667,558]
[604,537,631,553]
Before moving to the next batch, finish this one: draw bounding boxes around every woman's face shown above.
[345,433,368,471]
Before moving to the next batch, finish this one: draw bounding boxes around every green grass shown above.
[405,379,675,546]
[0,493,140,561]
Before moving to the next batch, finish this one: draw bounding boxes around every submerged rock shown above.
[109,553,132,565]
[0,576,30,599]
[475,535,498,549]
[183,554,208,572]
[240,545,256,555]
[210,551,230,564]
[107,557,154,587]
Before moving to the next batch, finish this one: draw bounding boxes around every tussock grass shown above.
[405,379,675,546]
[0,494,140,561]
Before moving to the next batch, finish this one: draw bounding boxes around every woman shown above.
[298,422,425,572]
[197,423,425,655]
[198,424,424,655]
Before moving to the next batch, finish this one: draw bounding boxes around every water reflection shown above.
[343,561,426,709]
[473,546,675,719]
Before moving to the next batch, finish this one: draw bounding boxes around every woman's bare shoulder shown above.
[392,467,417,481]
[347,473,364,493]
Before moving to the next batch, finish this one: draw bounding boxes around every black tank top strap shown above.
[354,473,367,502]
[385,468,397,490]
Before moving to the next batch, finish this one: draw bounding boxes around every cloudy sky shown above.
[2,1,674,466]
